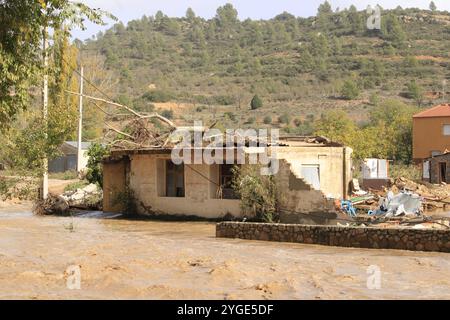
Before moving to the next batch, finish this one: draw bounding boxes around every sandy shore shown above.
[0,203,449,299]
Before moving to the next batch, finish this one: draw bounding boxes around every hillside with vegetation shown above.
[1,1,450,178]
[82,3,449,134]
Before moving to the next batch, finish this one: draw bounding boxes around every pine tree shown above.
[429,1,437,12]
[250,95,263,109]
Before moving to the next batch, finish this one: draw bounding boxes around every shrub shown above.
[112,187,137,216]
[405,80,424,106]
[246,116,256,124]
[86,143,110,188]
[161,109,174,119]
[224,112,236,122]
[232,165,277,222]
[278,113,291,124]
[389,163,421,181]
[369,93,380,106]
[263,116,272,124]
[294,118,302,127]
[213,95,236,106]
[142,90,174,103]
[195,105,207,112]
[250,94,263,110]
[341,79,360,100]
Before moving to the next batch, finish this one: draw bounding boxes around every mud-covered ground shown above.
[0,202,449,300]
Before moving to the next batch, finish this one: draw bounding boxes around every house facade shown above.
[422,152,450,184]
[102,136,353,220]
[413,104,450,163]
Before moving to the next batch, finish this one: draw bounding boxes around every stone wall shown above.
[216,222,450,253]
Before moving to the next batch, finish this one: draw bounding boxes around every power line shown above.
[60,55,116,103]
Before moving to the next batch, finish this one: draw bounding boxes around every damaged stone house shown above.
[102,136,352,223]
[422,152,450,184]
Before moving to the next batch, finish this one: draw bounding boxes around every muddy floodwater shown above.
[0,203,449,300]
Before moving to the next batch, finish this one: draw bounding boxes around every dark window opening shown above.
[166,161,185,197]
[439,162,447,183]
[220,164,239,199]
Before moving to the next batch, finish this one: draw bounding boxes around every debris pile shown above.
[34,183,102,216]
[391,177,450,211]
[349,177,450,214]
[368,191,422,218]
[107,117,175,150]
[339,177,450,230]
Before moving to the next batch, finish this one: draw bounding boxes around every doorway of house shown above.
[439,162,447,183]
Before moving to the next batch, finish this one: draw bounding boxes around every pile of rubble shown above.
[348,177,450,213]
[391,177,450,211]
[339,177,450,230]
[34,183,103,216]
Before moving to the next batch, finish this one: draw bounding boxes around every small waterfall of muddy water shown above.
[0,203,449,299]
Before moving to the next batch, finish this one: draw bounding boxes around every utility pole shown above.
[41,28,49,200]
[443,79,447,103]
[77,66,84,173]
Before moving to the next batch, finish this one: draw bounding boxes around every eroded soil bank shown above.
[0,203,449,299]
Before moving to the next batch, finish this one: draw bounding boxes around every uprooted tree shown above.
[64,91,179,150]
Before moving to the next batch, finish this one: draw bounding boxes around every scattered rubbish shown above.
[368,191,423,217]
[340,200,357,217]
[368,191,422,218]
[351,179,368,196]
[350,195,375,205]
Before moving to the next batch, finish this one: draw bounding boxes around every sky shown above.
[74,0,450,40]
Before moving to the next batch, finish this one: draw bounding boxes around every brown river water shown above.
[0,202,449,300]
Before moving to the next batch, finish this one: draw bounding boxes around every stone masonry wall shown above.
[216,222,450,253]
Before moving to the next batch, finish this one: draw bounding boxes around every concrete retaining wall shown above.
[216,222,450,253]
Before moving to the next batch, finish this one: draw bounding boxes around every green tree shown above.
[369,99,418,162]
[86,143,110,187]
[316,1,333,31]
[340,79,360,100]
[5,31,80,173]
[382,14,406,48]
[0,0,112,131]
[369,92,381,106]
[215,3,238,39]
[186,7,196,22]
[429,1,437,12]
[278,113,291,125]
[232,165,277,222]
[313,110,356,145]
[347,5,364,35]
[250,95,263,109]
[406,80,424,106]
